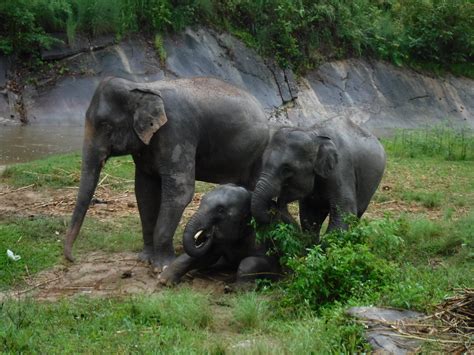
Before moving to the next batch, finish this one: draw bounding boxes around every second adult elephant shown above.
[64,77,269,271]
[252,117,386,241]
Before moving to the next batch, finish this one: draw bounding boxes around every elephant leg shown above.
[299,196,329,244]
[236,256,282,283]
[152,173,195,272]
[158,253,220,286]
[327,191,357,233]
[135,168,161,263]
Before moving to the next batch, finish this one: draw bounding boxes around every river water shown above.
[0,125,84,165]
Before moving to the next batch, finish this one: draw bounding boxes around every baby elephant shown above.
[158,184,280,285]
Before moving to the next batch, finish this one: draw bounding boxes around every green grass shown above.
[0,217,66,290]
[0,291,370,353]
[232,292,270,331]
[1,153,134,190]
[375,157,474,217]
[0,215,142,290]
[383,127,474,161]
[0,291,218,353]
[0,128,473,352]
[401,191,443,208]
[1,153,215,193]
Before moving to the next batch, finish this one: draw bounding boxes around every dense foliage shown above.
[0,0,472,74]
[257,217,398,311]
[260,212,472,313]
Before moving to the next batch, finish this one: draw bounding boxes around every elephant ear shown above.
[314,136,338,178]
[131,88,168,145]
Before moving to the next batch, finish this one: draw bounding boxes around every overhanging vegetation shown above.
[1,0,473,76]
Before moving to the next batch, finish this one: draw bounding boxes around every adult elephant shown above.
[159,184,281,285]
[64,76,269,271]
[251,117,386,241]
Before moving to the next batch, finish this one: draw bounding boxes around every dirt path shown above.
[0,250,235,301]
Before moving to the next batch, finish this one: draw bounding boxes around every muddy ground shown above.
[0,183,243,301]
[0,182,461,301]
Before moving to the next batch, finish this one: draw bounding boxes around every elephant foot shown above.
[137,246,154,264]
[151,252,176,273]
[157,268,180,286]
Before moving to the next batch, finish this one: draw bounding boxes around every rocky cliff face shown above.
[1,28,472,133]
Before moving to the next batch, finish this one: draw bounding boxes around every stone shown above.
[7,28,474,132]
[347,306,425,354]
[293,59,474,133]
[164,28,287,115]
[25,37,164,125]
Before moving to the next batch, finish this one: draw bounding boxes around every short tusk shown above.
[194,230,204,240]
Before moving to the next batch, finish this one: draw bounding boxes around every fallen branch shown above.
[16,276,61,295]
[0,184,35,195]
[390,333,466,344]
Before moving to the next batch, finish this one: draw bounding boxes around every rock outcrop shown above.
[1,27,473,132]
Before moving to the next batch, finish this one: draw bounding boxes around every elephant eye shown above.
[281,164,292,177]
[99,121,113,130]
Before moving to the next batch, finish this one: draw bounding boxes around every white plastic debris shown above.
[7,249,21,261]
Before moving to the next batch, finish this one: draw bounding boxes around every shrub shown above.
[254,220,313,264]
[285,241,395,310]
[0,0,58,55]
[397,0,473,65]
[259,217,401,311]
[1,0,471,75]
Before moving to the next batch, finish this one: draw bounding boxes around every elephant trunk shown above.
[183,211,214,258]
[64,141,106,262]
[251,175,281,225]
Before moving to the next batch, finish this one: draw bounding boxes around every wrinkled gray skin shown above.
[252,117,386,241]
[64,77,270,271]
[159,184,281,285]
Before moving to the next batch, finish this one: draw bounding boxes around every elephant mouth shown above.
[193,228,214,249]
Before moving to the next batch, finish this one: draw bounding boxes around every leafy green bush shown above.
[0,0,58,55]
[286,244,390,308]
[264,212,472,312]
[285,233,396,310]
[255,217,401,311]
[1,0,471,74]
[397,0,473,65]
[253,220,313,264]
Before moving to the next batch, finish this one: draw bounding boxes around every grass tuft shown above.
[232,292,270,331]
[130,289,213,330]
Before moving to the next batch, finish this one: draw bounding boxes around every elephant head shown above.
[64,77,168,261]
[251,128,338,224]
[183,185,252,258]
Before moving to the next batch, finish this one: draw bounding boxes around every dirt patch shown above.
[1,251,234,301]
[0,183,203,221]
[1,182,458,224]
